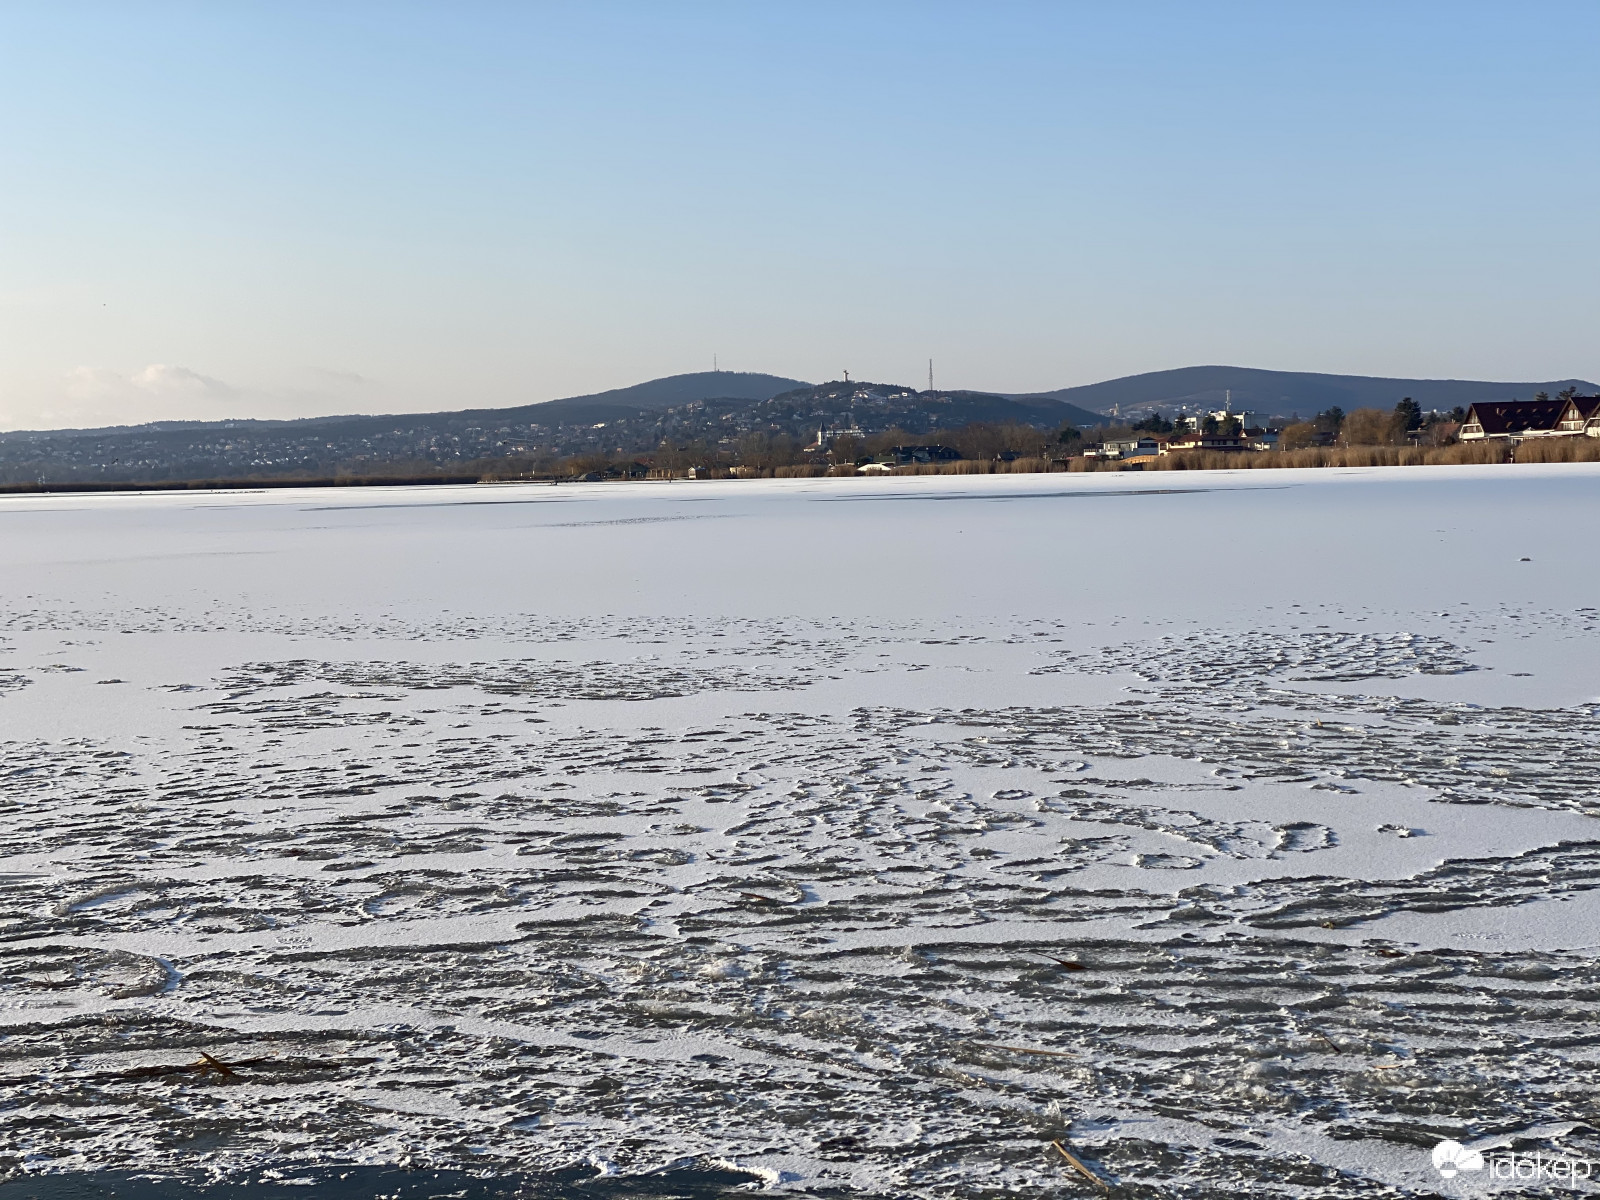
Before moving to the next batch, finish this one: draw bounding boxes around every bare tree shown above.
[1278,422,1317,451]
[735,432,802,471]
[1340,407,1401,446]
[828,434,863,466]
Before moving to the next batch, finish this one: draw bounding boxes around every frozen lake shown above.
[2,464,1599,1197]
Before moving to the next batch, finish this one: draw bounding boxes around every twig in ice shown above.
[1051,1139,1111,1192]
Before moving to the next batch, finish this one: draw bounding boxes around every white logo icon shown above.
[1433,1140,1486,1178]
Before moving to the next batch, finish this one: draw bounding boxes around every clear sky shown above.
[2,1,1596,430]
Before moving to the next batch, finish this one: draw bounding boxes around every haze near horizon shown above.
[2,1,1597,431]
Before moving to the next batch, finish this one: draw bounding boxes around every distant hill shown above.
[5,365,1595,484]
[481,371,810,426]
[758,381,1102,431]
[1012,366,1598,419]
[0,371,815,483]
[0,371,1099,484]
[0,371,809,440]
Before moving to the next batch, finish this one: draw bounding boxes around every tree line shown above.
[472,392,1581,481]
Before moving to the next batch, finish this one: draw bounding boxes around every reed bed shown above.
[820,438,1598,477]
[546,435,1600,484]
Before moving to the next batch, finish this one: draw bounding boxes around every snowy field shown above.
[2,464,1599,1198]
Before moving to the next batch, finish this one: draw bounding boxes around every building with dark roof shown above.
[1458,399,1570,442]
[1159,431,1250,454]
[1553,395,1600,437]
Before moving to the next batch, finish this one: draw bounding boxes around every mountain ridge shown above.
[3,366,1594,484]
[0,371,809,440]
[1008,365,1597,418]
[9,366,1593,442]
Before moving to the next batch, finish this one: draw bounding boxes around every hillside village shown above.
[2,372,1596,487]
[561,389,1600,479]
[0,378,1087,486]
[1066,389,1600,470]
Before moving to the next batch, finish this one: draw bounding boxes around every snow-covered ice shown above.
[2,464,1599,1196]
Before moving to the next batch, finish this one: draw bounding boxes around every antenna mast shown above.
[928,359,934,393]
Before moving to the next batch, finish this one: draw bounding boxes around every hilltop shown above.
[738,380,1102,433]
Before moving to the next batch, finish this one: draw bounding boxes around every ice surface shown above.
[2,464,1599,1196]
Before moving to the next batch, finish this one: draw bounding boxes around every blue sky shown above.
[1,1,1596,428]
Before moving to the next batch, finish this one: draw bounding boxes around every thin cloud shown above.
[64,363,239,403]
[129,363,238,399]
[310,367,372,387]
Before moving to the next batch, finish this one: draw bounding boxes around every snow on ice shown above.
[2,465,1599,1197]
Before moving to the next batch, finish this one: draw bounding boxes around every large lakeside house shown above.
[1460,395,1600,443]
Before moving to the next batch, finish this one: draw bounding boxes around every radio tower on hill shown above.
[928,359,934,393]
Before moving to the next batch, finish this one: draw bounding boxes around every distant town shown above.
[1,371,1596,489]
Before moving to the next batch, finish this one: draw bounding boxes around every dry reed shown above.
[1514,437,1600,463]
[662,434,1599,483]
